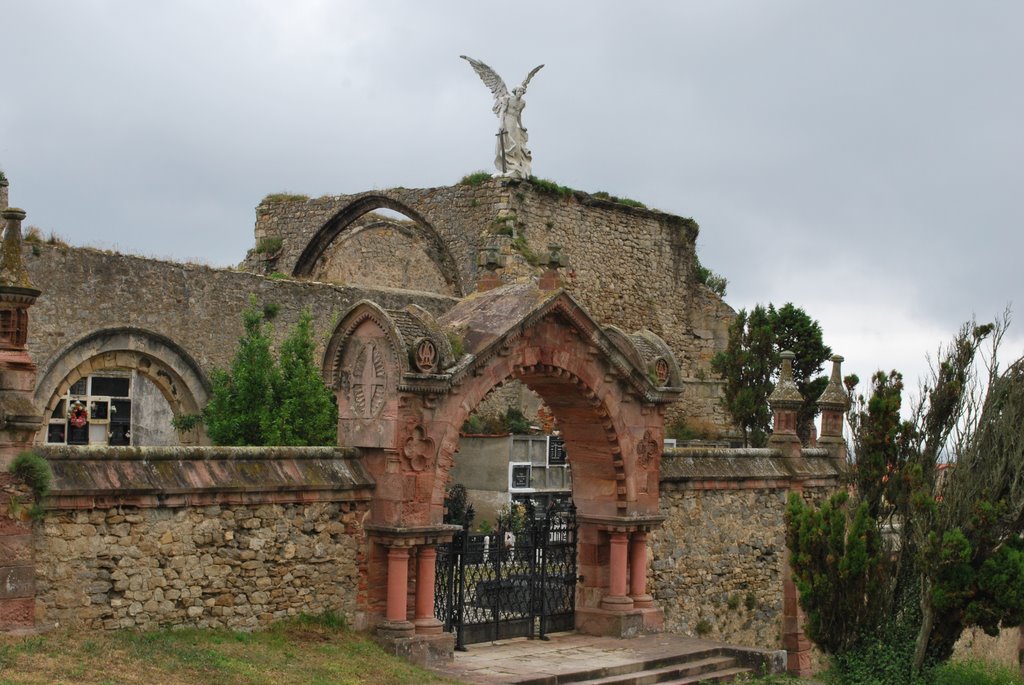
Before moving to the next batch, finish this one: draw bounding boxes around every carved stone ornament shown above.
[403,425,436,472]
[412,337,438,373]
[653,357,670,385]
[350,341,387,419]
[636,429,660,470]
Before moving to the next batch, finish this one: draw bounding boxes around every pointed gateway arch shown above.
[325,282,683,642]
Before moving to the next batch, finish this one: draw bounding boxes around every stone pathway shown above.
[426,631,785,684]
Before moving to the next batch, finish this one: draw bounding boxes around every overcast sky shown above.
[3,1,1021,398]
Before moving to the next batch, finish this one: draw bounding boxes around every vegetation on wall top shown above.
[459,171,492,186]
[262,193,310,204]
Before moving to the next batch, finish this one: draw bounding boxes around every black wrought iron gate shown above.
[435,501,578,648]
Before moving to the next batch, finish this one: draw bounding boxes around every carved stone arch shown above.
[292,194,466,296]
[34,328,211,432]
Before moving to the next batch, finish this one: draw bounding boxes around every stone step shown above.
[661,666,754,684]
[513,650,755,685]
[576,655,742,685]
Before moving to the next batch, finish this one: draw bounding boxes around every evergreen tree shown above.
[269,309,338,445]
[711,303,830,446]
[203,300,337,446]
[786,318,1024,678]
[204,301,280,445]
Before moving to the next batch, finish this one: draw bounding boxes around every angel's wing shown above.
[519,64,544,92]
[461,55,508,102]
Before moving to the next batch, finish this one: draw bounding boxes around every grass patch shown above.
[592,191,647,209]
[262,193,310,203]
[459,171,492,186]
[255,236,283,255]
[0,616,459,685]
[927,659,1024,685]
[528,176,575,198]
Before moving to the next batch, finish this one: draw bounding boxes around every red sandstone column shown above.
[783,549,812,677]
[413,545,442,634]
[629,532,653,608]
[385,546,411,625]
[600,531,634,611]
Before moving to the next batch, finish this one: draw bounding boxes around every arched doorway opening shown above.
[34,328,211,446]
[324,284,682,643]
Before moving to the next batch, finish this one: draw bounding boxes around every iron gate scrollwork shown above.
[435,500,578,648]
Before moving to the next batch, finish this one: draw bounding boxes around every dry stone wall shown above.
[34,501,366,631]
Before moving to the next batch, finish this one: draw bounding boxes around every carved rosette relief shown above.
[403,425,436,472]
[349,340,387,419]
[636,430,660,470]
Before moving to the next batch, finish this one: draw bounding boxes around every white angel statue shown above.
[461,55,544,179]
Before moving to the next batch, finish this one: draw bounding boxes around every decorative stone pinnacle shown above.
[0,207,35,290]
[817,354,850,411]
[768,350,803,408]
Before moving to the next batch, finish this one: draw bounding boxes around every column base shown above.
[599,594,634,612]
[575,605,663,638]
[413,616,444,635]
[376,619,415,640]
[630,593,655,609]
[373,629,455,667]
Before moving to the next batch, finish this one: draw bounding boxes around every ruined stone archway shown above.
[325,283,682,641]
[293,195,466,296]
[35,328,211,444]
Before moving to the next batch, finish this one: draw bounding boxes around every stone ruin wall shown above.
[34,500,366,631]
[245,179,735,433]
[22,242,457,412]
[307,214,458,297]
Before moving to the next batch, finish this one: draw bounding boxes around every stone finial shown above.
[768,351,803,453]
[817,355,850,464]
[817,355,850,412]
[768,351,803,408]
[0,173,9,210]
[0,208,35,290]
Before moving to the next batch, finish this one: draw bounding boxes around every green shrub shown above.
[262,301,280,320]
[727,594,740,610]
[171,413,203,432]
[459,171,492,186]
[745,591,758,611]
[823,630,917,685]
[9,451,52,500]
[694,619,712,635]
